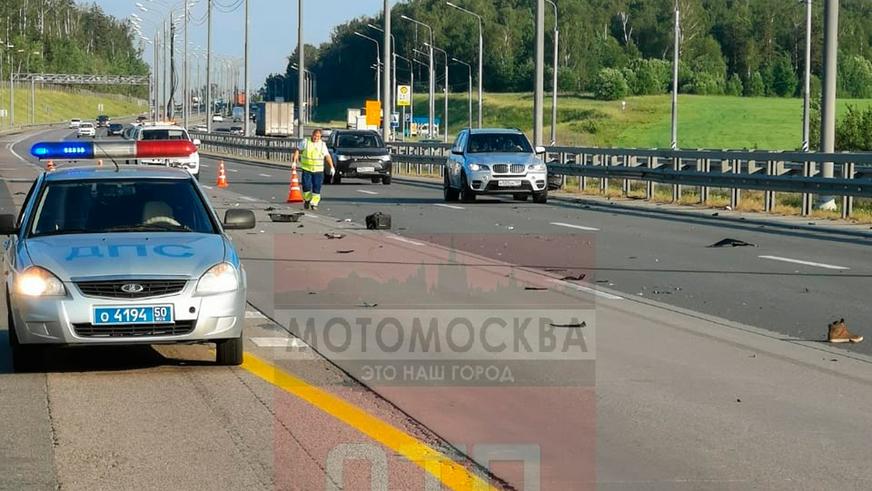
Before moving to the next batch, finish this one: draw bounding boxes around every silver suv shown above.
[443,128,548,203]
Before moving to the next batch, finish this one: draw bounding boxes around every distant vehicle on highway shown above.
[68,118,81,129]
[326,130,392,185]
[96,115,110,128]
[129,124,202,180]
[136,115,148,124]
[443,128,548,203]
[122,125,137,140]
[231,106,245,122]
[77,122,96,138]
[107,123,124,136]
[212,114,224,123]
[213,127,231,134]
[255,101,294,137]
[192,124,208,133]
[229,125,244,135]
[1,162,256,371]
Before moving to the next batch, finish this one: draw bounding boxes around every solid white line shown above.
[250,337,309,349]
[227,168,238,173]
[550,279,623,300]
[434,203,465,210]
[202,185,214,190]
[758,255,849,271]
[258,173,272,177]
[240,196,258,202]
[357,189,379,195]
[387,234,425,246]
[550,222,600,232]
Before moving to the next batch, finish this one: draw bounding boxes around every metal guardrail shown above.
[187,131,872,218]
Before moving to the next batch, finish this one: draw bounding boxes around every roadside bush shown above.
[836,105,872,151]
[725,74,743,96]
[626,58,671,95]
[838,55,872,99]
[744,71,765,97]
[767,55,798,97]
[593,68,629,100]
[682,72,725,95]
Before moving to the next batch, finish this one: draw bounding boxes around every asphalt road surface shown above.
[3,127,872,490]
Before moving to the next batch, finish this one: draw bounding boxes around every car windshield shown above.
[80,123,94,128]
[467,133,533,154]
[336,133,382,148]
[141,129,189,140]
[110,124,123,129]
[30,179,216,237]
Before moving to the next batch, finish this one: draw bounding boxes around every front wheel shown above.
[460,173,476,202]
[444,173,460,202]
[8,298,43,372]
[371,177,381,184]
[216,336,243,366]
[533,189,548,204]
[382,175,391,185]
[513,194,529,201]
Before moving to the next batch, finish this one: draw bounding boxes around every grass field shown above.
[315,93,872,151]
[0,87,146,127]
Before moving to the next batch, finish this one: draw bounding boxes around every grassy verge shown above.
[0,87,146,126]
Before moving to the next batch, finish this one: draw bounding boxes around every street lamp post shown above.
[802,0,812,152]
[368,22,397,139]
[545,0,558,144]
[452,57,472,129]
[401,15,434,138]
[446,2,483,128]
[382,0,392,142]
[206,0,213,131]
[244,0,250,135]
[412,57,430,137]
[297,0,305,137]
[354,32,381,102]
[426,43,449,142]
[671,0,680,150]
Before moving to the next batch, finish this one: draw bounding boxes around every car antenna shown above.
[92,141,121,172]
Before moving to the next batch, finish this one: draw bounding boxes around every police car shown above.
[3,140,255,371]
[129,123,201,180]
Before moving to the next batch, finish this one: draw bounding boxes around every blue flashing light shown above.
[30,142,94,160]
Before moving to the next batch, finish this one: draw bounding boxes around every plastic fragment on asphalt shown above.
[325,233,345,239]
[560,274,586,281]
[708,238,757,248]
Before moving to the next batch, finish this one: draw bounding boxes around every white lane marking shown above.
[201,163,211,168]
[387,234,425,246]
[245,310,267,319]
[227,168,238,173]
[250,337,309,349]
[258,173,272,178]
[550,279,623,300]
[202,185,214,190]
[357,189,379,195]
[434,203,465,210]
[758,255,849,271]
[240,196,258,202]
[550,222,600,232]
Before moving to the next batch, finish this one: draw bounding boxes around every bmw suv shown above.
[444,128,548,203]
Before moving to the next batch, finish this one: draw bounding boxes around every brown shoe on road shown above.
[828,319,864,343]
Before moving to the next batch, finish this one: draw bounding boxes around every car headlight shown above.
[379,155,391,162]
[196,263,239,294]
[16,267,66,297]
[528,163,547,172]
[337,155,351,162]
[470,163,489,171]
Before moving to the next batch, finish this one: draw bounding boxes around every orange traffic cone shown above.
[286,163,304,203]
[97,159,104,167]
[216,161,229,188]
[46,160,55,172]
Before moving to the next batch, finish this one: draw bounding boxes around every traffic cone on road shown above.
[97,159,104,167]
[286,163,304,203]
[45,160,55,172]
[216,161,229,189]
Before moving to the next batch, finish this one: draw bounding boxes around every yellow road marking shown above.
[241,352,495,491]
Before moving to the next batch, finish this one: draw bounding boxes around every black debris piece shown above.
[268,212,304,223]
[366,212,391,230]
[544,268,567,273]
[524,286,548,291]
[708,238,756,248]
[324,233,345,239]
[337,250,355,254]
[360,302,378,308]
[561,274,587,281]
[550,322,587,329]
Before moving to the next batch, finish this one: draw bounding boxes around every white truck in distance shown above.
[255,102,294,137]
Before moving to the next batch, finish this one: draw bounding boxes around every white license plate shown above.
[498,180,522,187]
[357,167,375,173]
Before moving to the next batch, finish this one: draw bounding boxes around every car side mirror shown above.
[223,209,256,230]
[451,148,464,155]
[0,214,17,235]
[192,138,201,146]
[535,146,547,155]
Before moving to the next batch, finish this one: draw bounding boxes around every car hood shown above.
[24,233,226,281]
[465,152,539,165]
[333,147,389,157]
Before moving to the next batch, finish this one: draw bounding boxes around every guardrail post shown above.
[730,159,741,209]
[599,155,609,195]
[647,156,657,200]
[578,153,587,192]
[801,159,814,216]
[671,156,681,203]
[621,155,631,197]
[841,162,854,219]
[764,160,775,212]
[699,158,710,204]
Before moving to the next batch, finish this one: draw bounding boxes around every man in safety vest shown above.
[292,128,335,210]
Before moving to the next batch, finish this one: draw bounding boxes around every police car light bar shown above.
[30,140,197,160]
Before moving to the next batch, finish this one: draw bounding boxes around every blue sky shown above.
[78,0,383,88]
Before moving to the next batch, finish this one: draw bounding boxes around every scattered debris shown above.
[596,280,610,284]
[708,238,756,248]
[550,322,587,329]
[265,206,276,212]
[359,302,378,308]
[561,274,587,281]
[268,212,304,223]
[711,212,719,216]
[749,354,757,359]
[652,289,673,295]
[297,224,304,228]
[365,212,391,230]
[736,398,742,403]
[830,358,839,362]
[828,318,863,343]
[343,218,352,222]
[308,291,317,295]
[544,268,567,273]
[337,250,355,254]
[324,233,345,239]
[725,206,733,211]
[524,286,548,291]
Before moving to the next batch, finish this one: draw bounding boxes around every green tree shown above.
[835,105,872,151]
[593,68,629,100]
[744,71,765,97]
[837,55,872,99]
[725,74,743,96]
[767,55,798,97]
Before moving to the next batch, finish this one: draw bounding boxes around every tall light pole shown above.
[545,0,558,144]
[296,0,305,137]
[354,32,381,102]
[447,2,483,128]
[183,0,189,127]
[425,43,449,142]
[452,57,472,129]
[671,0,680,150]
[401,15,434,138]
[206,0,213,131]
[534,0,545,146]
[382,0,392,142]
[819,0,839,210]
[244,0,250,135]
[412,57,429,136]
[368,22,397,138]
[802,0,812,152]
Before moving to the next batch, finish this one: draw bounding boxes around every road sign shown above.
[0,109,6,118]
[391,112,399,128]
[365,100,381,126]
[98,103,104,112]
[397,85,411,107]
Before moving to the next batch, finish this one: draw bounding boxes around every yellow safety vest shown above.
[299,139,328,172]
